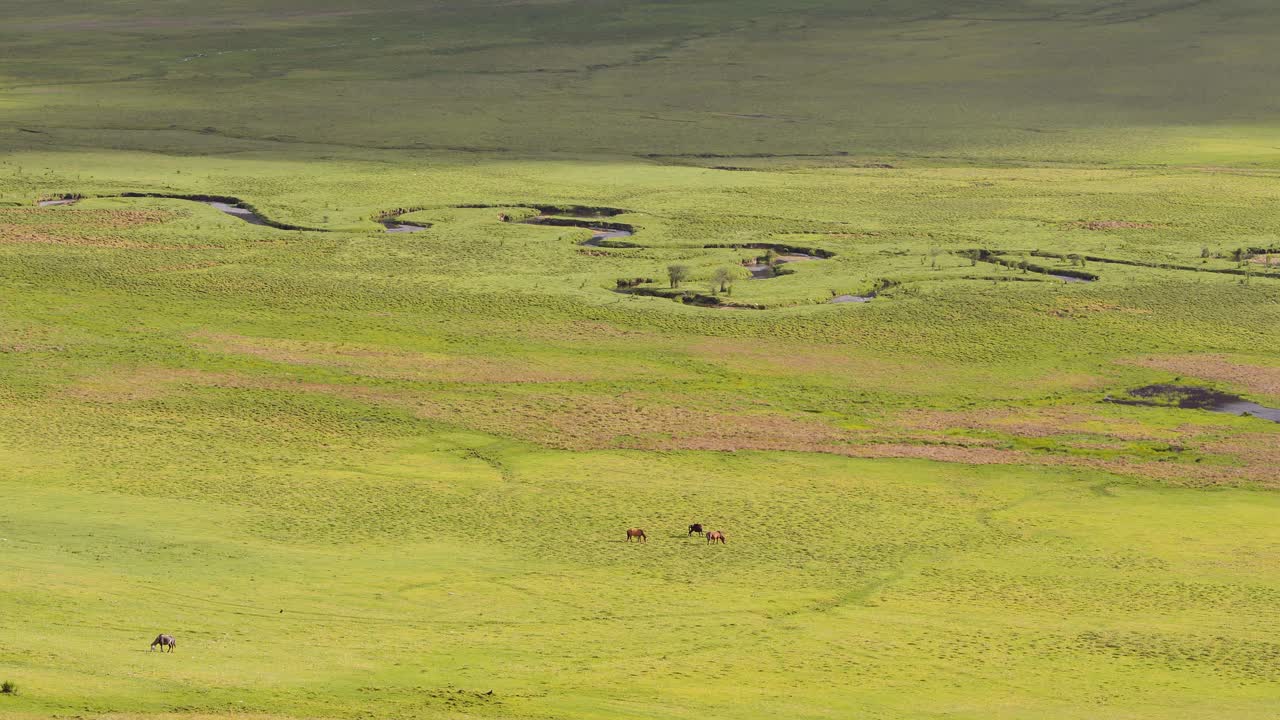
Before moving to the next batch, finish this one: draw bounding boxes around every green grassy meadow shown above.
[3,2,1280,719]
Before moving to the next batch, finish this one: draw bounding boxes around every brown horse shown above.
[688,523,704,536]
[706,530,726,544]
[150,634,177,652]
[626,527,647,543]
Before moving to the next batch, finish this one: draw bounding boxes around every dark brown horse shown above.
[150,634,177,652]
[706,530,726,544]
[626,527,647,543]
[688,523,704,536]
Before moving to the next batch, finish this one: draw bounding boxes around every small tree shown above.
[667,264,690,289]
[711,266,737,294]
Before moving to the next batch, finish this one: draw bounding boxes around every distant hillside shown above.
[2,0,1278,163]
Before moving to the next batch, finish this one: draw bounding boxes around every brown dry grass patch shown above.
[693,338,945,383]
[1049,298,1152,318]
[0,208,180,247]
[1197,433,1280,487]
[193,332,647,384]
[408,390,854,451]
[895,407,1200,442]
[59,366,407,409]
[60,368,234,402]
[1066,220,1160,231]
[1121,354,1280,401]
[1,208,176,229]
[58,365,1276,488]
[152,261,223,272]
[693,338,1105,394]
[0,227,146,248]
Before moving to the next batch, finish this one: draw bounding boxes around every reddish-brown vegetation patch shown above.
[1121,355,1280,401]
[408,390,854,452]
[1066,220,1160,231]
[1196,433,1280,487]
[58,364,1276,488]
[152,261,223,273]
[0,208,179,247]
[1,207,176,229]
[895,407,1185,442]
[59,367,407,408]
[61,368,243,402]
[0,228,144,248]
[192,332,651,384]
[1049,299,1153,318]
[693,338,946,384]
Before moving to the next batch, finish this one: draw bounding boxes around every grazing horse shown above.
[626,527,647,543]
[706,530,726,544]
[688,523,704,536]
[150,634,177,652]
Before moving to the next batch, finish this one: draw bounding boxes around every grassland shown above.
[3,147,1279,719]
[5,0,1280,164]
[3,1,1280,719]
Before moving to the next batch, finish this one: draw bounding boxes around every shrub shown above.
[666,264,690,288]
[711,266,737,293]
[1,680,17,695]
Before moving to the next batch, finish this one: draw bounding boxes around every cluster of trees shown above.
[666,264,745,294]
[1200,246,1276,267]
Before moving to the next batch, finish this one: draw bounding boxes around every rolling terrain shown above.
[2,2,1279,719]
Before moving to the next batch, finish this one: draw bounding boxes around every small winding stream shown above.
[513,210,637,247]
[206,201,271,226]
[380,220,429,233]
[37,194,431,234]
[37,196,871,310]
